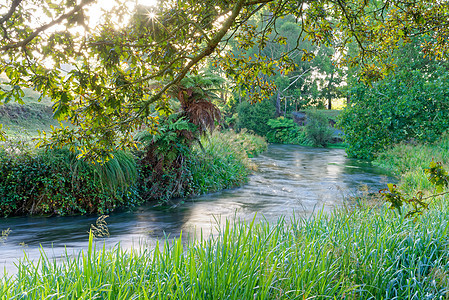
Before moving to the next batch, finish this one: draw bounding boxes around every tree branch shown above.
[1,0,94,51]
[0,0,22,25]
[132,0,248,121]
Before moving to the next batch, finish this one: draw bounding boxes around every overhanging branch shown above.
[1,0,94,51]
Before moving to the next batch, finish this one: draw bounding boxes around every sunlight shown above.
[86,0,158,28]
[147,11,156,19]
[138,0,158,7]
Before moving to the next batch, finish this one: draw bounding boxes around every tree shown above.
[339,37,449,159]
[1,0,449,159]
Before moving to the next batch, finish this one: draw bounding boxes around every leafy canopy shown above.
[1,0,449,159]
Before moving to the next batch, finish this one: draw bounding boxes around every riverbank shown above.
[0,130,267,217]
[2,138,447,298]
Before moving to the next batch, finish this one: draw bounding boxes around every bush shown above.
[236,99,275,136]
[0,119,267,215]
[305,109,333,147]
[0,147,140,217]
[339,68,449,159]
[266,117,309,144]
[188,130,264,194]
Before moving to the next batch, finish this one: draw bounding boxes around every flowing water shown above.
[0,145,392,275]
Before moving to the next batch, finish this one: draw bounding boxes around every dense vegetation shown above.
[0,146,139,216]
[1,0,449,296]
[375,133,449,197]
[339,67,449,159]
[3,0,448,159]
[339,38,449,159]
[0,130,266,217]
[2,137,449,298]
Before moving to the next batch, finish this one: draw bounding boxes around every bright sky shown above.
[86,0,158,28]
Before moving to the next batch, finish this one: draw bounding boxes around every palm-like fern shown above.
[169,73,224,135]
[136,73,226,202]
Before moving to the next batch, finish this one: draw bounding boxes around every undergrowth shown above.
[0,130,266,216]
[0,145,140,217]
[189,130,266,194]
[375,132,449,196]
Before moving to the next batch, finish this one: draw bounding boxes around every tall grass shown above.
[2,202,449,299]
[189,130,267,194]
[375,133,449,196]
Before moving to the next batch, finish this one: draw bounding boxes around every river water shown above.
[0,145,392,275]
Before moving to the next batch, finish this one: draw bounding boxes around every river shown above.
[0,145,392,275]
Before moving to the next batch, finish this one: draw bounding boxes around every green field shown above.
[0,80,57,139]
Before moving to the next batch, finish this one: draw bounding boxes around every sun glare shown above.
[147,11,156,19]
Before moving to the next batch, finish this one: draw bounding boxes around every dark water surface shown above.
[0,145,392,275]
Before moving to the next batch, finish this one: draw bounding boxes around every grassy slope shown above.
[0,80,57,139]
[2,137,449,298]
[374,134,449,196]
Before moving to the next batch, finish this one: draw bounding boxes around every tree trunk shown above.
[326,70,335,110]
[275,91,281,117]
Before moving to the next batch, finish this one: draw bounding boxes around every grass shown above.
[0,79,57,140]
[2,201,449,299]
[320,109,342,122]
[374,133,449,196]
[189,130,267,195]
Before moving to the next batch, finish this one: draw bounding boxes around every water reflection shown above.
[0,145,392,275]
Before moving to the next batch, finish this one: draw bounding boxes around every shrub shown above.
[135,116,198,202]
[236,99,275,136]
[266,117,309,145]
[339,68,449,159]
[0,147,140,217]
[305,109,333,147]
[188,131,258,194]
[136,122,267,203]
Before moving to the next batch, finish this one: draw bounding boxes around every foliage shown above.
[137,127,266,202]
[2,0,449,158]
[266,117,308,145]
[4,200,449,298]
[305,109,333,147]
[0,146,140,217]
[135,115,197,202]
[90,215,110,239]
[380,159,449,219]
[236,99,275,137]
[0,126,265,215]
[168,73,223,135]
[218,129,267,158]
[189,131,263,195]
[380,183,427,218]
[136,71,224,202]
[339,68,449,159]
[374,134,449,201]
[375,134,449,218]
[0,228,10,244]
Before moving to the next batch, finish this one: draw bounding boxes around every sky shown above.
[86,0,158,28]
